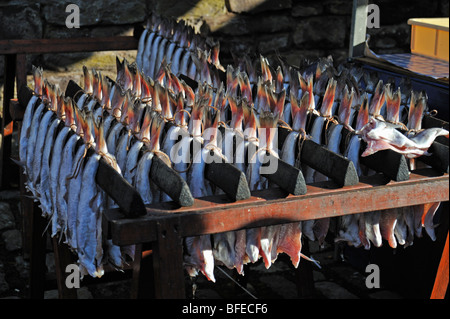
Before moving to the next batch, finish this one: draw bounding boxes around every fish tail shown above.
[385,84,401,123]
[320,78,337,117]
[275,66,284,93]
[355,94,369,131]
[33,65,44,96]
[149,113,165,152]
[338,86,354,126]
[238,72,253,105]
[83,65,93,94]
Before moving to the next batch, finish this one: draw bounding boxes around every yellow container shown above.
[408,18,449,61]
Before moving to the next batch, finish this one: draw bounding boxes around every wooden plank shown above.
[0,36,138,54]
[418,141,449,173]
[261,152,307,195]
[431,231,449,299]
[105,169,449,246]
[205,152,251,201]
[301,139,359,187]
[95,151,147,217]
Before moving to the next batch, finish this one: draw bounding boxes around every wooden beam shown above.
[0,36,138,55]
[105,169,449,246]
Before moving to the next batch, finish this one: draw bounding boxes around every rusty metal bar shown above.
[105,168,449,246]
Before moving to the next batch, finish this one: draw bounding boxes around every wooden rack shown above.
[3,33,449,299]
[9,93,449,298]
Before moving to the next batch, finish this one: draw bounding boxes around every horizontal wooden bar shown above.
[0,36,138,55]
[105,168,449,246]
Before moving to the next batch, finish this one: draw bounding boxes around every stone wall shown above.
[1,0,449,78]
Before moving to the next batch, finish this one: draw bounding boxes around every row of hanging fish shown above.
[136,14,225,87]
[134,17,448,280]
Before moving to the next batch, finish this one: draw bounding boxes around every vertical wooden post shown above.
[28,204,48,299]
[349,0,368,58]
[152,218,186,298]
[52,237,78,299]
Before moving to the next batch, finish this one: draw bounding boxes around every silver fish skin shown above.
[25,102,45,192]
[171,46,184,76]
[142,31,156,76]
[345,134,362,176]
[246,141,267,191]
[179,49,192,78]
[115,132,131,173]
[154,37,168,78]
[106,122,124,157]
[170,130,192,182]
[19,95,39,166]
[148,34,162,78]
[124,141,144,184]
[76,153,104,278]
[66,144,86,250]
[326,124,344,154]
[134,152,155,205]
[136,28,148,70]
[56,132,80,240]
[165,40,177,66]
[50,126,71,237]
[188,147,213,198]
[31,109,54,190]
[162,125,181,161]
[39,118,60,217]
[281,131,299,167]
